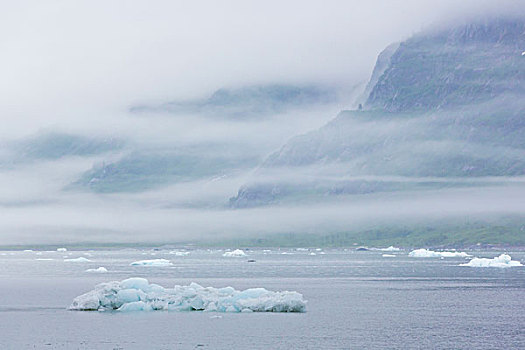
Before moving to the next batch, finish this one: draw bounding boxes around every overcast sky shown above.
[2,0,522,135]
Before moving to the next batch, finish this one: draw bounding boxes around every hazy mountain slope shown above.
[231,18,525,208]
[74,146,259,193]
[131,84,339,119]
[14,133,124,160]
[0,132,124,169]
[366,18,525,111]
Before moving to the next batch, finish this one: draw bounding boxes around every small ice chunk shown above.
[86,267,108,273]
[57,248,67,252]
[409,249,470,258]
[382,254,396,257]
[130,259,173,266]
[69,278,307,313]
[169,251,190,256]
[309,252,316,256]
[23,249,33,252]
[64,257,92,262]
[36,258,53,261]
[222,249,247,257]
[380,246,401,252]
[460,254,523,268]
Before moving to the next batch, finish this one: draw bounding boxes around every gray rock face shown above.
[366,18,525,112]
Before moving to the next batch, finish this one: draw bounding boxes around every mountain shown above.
[366,18,525,111]
[14,132,123,160]
[73,145,259,193]
[131,84,339,118]
[0,132,123,170]
[230,17,525,208]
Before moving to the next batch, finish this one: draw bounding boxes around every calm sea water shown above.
[0,248,523,349]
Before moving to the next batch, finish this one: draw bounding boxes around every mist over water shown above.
[0,0,524,247]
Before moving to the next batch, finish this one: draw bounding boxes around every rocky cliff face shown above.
[365,18,525,112]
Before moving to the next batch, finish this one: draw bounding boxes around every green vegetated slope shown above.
[203,216,525,248]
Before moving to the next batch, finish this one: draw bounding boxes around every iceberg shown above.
[69,278,306,313]
[57,248,67,252]
[409,249,470,258]
[460,254,523,268]
[222,249,247,257]
[130,259,173,266]
[86,267,108,273]
[64,257,92,262]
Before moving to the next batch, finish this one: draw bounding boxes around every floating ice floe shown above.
[130,259,173,266]
[460,254,523,268]
[222,249,247,257]
[169,251,190,256]
[57,248,68,252]
[408,249,470,258]
[36,258,53,261]
[64,257,92,262]
[382,254,396,257]
[379,246,401,252]
[86,267,108,273]
[68,278,306,313]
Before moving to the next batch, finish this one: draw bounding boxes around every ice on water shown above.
[86,267,108,273]
[69,278,306,313]
[64,257,92,262]
[130,259,173,266]
[222,249,247,257]
[169,251,190,256]
[372,246,401,252]
[409,248,470,258]
[460,254,523,268]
